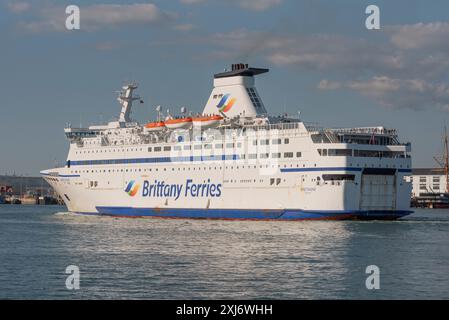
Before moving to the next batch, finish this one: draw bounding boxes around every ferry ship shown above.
[41,64,413,220]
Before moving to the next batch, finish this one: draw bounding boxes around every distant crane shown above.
[433,126,449,194]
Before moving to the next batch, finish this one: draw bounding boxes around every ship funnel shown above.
[201,64,269,118]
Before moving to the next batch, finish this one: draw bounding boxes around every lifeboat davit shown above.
[192,115,223,129]
[164,117,193,129]
[145,121,166,131]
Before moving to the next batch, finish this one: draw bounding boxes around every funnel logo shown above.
[217,94,236,113]
[124,180,140,197]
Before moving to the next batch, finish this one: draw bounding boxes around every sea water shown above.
[0,205,448,299]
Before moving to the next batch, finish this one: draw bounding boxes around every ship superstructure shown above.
[41,64,412,220]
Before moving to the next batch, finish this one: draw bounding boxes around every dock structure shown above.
[0,175,61,205]
[410,168,449,208]
[411,128,449,208]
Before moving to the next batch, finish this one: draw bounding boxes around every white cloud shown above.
[15,3,175,33]
[180,0,206,4]
[237,0,281,11]
[174,23,195,32]
[5,1,30,13]
[318,77,449,111]
[389,22,449,50]
[317,80,341,90]
[180,0,281,11]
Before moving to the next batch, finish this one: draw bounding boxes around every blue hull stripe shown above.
[69,154,240,166]
[281,167,362,173]
[281,167,411,173]
[91,207,412,220]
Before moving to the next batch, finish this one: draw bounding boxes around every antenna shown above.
[155,105,162,122]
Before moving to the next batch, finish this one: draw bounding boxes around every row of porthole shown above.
[68,161,410,175]
[69,163,318,175]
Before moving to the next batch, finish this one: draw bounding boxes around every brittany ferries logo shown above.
[124,180,140,197]
[124,179,222,200]
[216,94,236,113]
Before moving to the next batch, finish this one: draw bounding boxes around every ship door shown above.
[359,169,396,211]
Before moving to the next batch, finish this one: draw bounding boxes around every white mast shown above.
[118,83,141,123]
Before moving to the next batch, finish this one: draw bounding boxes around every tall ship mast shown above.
[41,64,413,220]
[432,126,449,193]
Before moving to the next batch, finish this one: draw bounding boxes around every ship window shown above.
[184,145,191,150]
[260,139,269,145]
[260,153,269,159]
[296,152,302,158]
[148,147,152,152]
[322,174,355,181]
[252,140,258,146]
[249,154,257,159]
[194,145,202,150]
[272,153,281,158]
[272,139,281,145]
[174,146,181,151]
[154,147,161,152]
[284,152,294,158]
[204,144,212,149]
[226,143,234,148]
[215,143,223,148]
[164,146,171,151]
[328,149,352,156]
[284,138,290,144]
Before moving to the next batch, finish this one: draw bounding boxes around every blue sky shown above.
[1,0,449,175]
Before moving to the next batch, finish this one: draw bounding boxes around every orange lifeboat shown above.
[164,117,193,129]
[192,114,223,129]
[145,121,166,131]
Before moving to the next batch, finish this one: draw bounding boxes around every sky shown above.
[1,0,449,175]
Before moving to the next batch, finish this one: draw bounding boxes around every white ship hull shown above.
[42,65,413,220]
[42,127,412,220]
